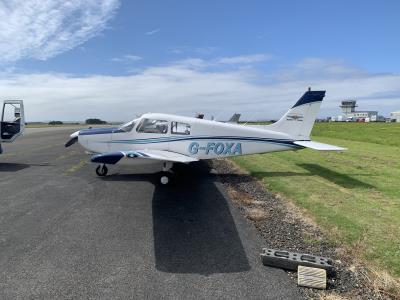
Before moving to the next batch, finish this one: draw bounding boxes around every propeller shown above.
[65,130,79,148]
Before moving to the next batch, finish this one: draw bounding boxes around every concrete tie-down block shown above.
[260,248,334,275]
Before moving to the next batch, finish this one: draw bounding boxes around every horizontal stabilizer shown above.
[294,141,347,151]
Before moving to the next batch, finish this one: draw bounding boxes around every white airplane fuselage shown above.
[65,90,345,182]
[77,113,298,165]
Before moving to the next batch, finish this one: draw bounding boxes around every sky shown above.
[0,0,399,122]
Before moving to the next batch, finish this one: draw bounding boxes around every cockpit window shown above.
[118,120,135,132]
[136,118,168,134]
[171,121,191,135]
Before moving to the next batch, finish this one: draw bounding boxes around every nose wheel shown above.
[96,164,108,176]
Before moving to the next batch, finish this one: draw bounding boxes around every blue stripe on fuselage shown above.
[79,127,123,136]
[109,136,300,148]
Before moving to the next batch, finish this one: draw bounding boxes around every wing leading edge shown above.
[91,149,199,164]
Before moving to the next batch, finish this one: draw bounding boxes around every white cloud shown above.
[172,58,209,69]
[0,0,120,63]
[169,46,219,55]
[276,58,368,81]
[145,28,160,35]
[216,54,273,65]
[0,57,399,122]
[167,54,273,70]
[111,55,143,63]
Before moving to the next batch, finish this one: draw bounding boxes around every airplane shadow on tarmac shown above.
[0,162,53,172]
[0,163,30,172]
[152,162,250,275]
[103,162,250,275]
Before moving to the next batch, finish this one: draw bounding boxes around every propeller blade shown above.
[65,130,80,147]
[65,136,78,147]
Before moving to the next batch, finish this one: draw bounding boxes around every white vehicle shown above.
[65,90,345,184]
[0,100,25,154]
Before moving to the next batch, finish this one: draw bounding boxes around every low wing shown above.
[91,149,198,164]
[294,140,347,151]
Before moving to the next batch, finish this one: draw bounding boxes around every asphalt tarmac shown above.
[0,128,302,299]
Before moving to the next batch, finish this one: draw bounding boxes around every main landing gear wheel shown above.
[160,171,172,185]
[159,162,174,185]
[96,164,108,176]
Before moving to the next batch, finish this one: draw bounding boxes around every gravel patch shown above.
[209,159,389,299]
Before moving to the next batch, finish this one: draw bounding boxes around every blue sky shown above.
[1,0,399,121]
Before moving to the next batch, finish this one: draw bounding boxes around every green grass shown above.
[312,122,400,147]
[232,123,400,277]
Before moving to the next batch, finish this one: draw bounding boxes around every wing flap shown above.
[294,141,347,151]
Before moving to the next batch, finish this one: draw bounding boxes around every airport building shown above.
[339,100,378,121]
[390,111,400,122]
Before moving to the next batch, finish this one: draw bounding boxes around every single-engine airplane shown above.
[65,89,345,184]
[0,100,25,154]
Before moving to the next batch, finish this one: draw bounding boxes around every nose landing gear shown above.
[96,164,108,176]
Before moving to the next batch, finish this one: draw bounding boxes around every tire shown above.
[160,175,169,185]
[96,164,108,176]
[159,171,171,185]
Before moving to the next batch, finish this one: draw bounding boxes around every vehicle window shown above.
[137,118,168,134]
[119,121,135,132]
[171,121,191,135]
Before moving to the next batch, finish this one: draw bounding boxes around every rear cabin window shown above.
[137,118,168,134]
[171,121,191,135]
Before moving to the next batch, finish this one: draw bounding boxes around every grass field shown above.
[232,122,400,277]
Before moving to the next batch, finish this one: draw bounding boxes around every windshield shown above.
[118,120,136,132]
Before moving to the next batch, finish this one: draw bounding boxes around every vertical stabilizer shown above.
[266,90,325,140]
[228,113,241,123]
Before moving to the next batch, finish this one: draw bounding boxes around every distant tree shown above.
[85,118,107,125]
[48,121,63,125]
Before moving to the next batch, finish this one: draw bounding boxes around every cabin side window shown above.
[136,118,168,134]
[171,121,191,135]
